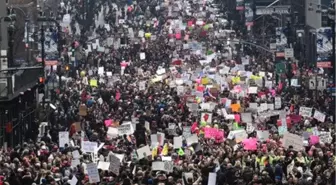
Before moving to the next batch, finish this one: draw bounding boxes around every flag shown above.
[161,143,168,156]
[178,148,185,156]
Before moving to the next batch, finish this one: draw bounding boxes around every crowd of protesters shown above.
[0,0,335,185]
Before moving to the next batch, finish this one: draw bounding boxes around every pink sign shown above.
[242,138,258,151]
[310,135,319,145]
[204,128,224,140]
[204,127,218,138]
[176,33,181,40]
[104,119,112,127]
[234,114,241,123]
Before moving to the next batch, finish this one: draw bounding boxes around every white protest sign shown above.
[319,132,331,144]
[299,107,313,117]
[241,113,252,123]
[137,145,151,159]
[183,126,192,139]
[313,110,326,122]
[248,86,258,94]
[173,136,183,148]
[163,161,174,172]
[151,160,173,173]
[82,141,97,153]
[86,163,100,183]
[156,67,166,75]
[97,162,110,171]
[140,52,146,60]
[256,130,269,142]
[118,122,134,136]
[107,127,118,138]
[208,173,217,185]
[152,161,165,171]
[139,81,146,91]
[70,176,78,185]
[186,134,199,146]
[200,113,212,124]
[98,67,104,76]
[246,123,255,134]
[108,153,120,175]
[283,133,304,151]
[151,134,159,148]
[58,132,69,147]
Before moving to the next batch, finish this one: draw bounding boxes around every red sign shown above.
[36,58,58,66]
[316,61,332,68]
[276,52,285,57]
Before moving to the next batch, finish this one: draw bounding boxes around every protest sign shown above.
[319,132,331,144]
[313,110,326,122]
[186,134,198,146]
[227,130,247,143]
[283,133,304,151]
[168,122,176,135]
[79,105,87,116]
[246,123,255,133]
[152,161,165,171]
[299,107,313,117]
[108,153,121,175]
[58,132,69,147]
[183,126,192,139]
[201,112,212,124]
[86,163,100,183]
[208,173,217,185]
[256,130,269,142]
[174,136,183,149]
[107,127,118,138]
[118,122,134,136]
[241,113,252,123]
[137,145,151,159]
[97,162,110,171]
[82,141,97,153]
[242,138,257,150]
[204,128,219,139]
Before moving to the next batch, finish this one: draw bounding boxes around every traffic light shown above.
[65,65,70,71]
[38,77,45,94]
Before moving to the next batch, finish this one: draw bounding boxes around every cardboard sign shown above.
[79,105,87,116]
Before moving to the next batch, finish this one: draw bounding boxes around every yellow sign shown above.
[90,79,98,87]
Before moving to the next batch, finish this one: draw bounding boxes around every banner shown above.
[275,27,287,58]
[255,5,290,15]
[316,27,333,68]
[236,0,244,11]
[244,0,254,26]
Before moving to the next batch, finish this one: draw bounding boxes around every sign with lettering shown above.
[283,133,303,151]
[256,6,290,15]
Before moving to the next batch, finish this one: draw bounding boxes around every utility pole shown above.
[40,23,46,108]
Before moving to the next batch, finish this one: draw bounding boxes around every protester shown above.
[0,0,335,185]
